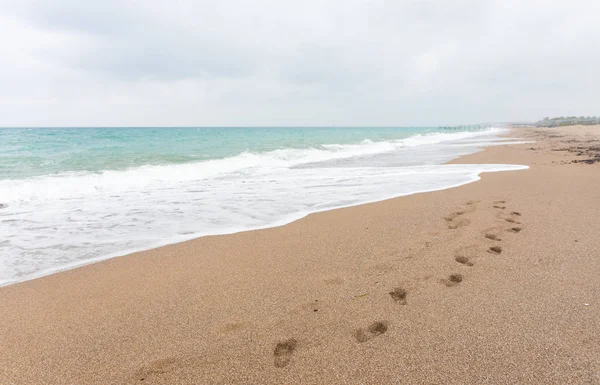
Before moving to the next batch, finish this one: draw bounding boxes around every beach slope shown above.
[1,126,599,384]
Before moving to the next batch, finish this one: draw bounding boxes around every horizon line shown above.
[0,123,526,129]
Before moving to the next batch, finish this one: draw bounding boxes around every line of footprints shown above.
[272,200,523,368]
[447,200,522,283]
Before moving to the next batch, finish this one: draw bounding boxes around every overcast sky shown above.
[1,0,599,126]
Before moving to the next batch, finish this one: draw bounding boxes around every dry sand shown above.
[1,126,600,384]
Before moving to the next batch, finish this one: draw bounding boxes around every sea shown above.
[0,126,528,286]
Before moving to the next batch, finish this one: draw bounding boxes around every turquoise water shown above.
[0,126,527,286]
[0,127,447,179]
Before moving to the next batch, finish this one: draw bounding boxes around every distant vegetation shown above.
[536,116,600,127]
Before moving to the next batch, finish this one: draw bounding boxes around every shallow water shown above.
[0,126,527,285]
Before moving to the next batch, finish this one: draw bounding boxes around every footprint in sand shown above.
[493,205,506,209]
[455,256,474,267]
[445,202,477,229]
[511,211,522,216]
[494,200,506,204]
[505,218,521,224]
[355,321,388,343]
[448,218,470,230]
[508,227,522,233]
[444,211,465,222]
[389,287,408,305]
[485,233,502,241]
[442,273,464,287]
[488,246,502,255]
[274,338,298,368]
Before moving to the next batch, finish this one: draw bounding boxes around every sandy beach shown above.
[1,126,599,384]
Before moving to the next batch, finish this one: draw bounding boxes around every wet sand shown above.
[1,126,599,384]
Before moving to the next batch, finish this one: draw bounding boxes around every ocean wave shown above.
[0,125,527,286]
[0,163,528,287]
[0,128,506,203]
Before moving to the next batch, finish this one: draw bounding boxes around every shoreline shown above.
[0,130,526,288]
[1,126,599,383]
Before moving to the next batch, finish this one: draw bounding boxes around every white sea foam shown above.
[0,128,528,286]
[0,128,511,203]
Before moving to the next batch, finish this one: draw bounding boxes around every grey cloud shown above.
[0,0,599,126]
[277,43,381,89]
[25,0,136,36]
[76,36,256,81]
[19,0,258,80]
